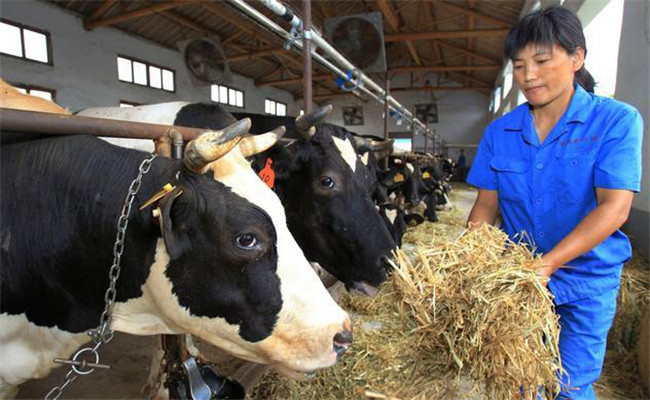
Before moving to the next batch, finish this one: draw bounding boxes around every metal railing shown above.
[224,0,445,149]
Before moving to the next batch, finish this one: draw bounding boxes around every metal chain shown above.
[45,153,157,400]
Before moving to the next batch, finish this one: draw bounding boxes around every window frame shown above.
[210,84,245,108]
[0,18,53,66]
[116,54,176,93]
[265,98,287,116]
[12,83,56,102]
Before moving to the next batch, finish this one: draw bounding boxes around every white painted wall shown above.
[615,0,649,257]
[0,1,300,115]
[324,73,489,165]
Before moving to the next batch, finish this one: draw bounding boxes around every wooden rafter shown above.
[228,47,289,63]
[433,39,500,65]
[86,0,118,23]
[385,29,509,42]
[435,0,511,28]
[376,0,421,66]
[257,73,331,87]
[84,1,191,30]
[390,65,500,73]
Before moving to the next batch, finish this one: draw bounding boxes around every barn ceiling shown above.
[49,0,526,101]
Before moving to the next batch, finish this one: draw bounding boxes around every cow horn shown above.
[239,126,286,158]
[183,118,251,173]
[295,104,332,139]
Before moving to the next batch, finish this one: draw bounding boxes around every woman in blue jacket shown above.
[466,6,643,400]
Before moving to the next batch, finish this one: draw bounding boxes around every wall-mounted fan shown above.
[415,103,438,124]
[177,37,231,86]
[342,106,364,126]
[325,12,386,73]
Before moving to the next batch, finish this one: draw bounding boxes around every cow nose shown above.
[333,330,353,359]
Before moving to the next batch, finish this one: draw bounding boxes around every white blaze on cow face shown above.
[385,209,398,224]
[406,163,415,173]
[332,136,358,173]
[360,152,370,166]
[205,147,351,371]
[0,314,88,391]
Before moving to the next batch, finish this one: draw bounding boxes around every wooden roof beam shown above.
[386,29,509,42]
[257,73,332,87]
[435,0,512,28]
[433,39,500,65]
[85,1,192,30]
[228,47,290,63]
[376,0,421,66]
[390,65,500,73]
[86,0,118,23]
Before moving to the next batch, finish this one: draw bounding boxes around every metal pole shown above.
[0,108,209,141]
[383,79,390,141]
[410,106,416,153]
[424,130,429,154]
[303,0,312,113]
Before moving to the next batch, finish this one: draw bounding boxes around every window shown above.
[265,99,286,116]
[12,84,56,101]
[0,19,51,64]
[493,86,502,114]
[211,84,244,108]
[502,61,513,100]
[117,55,174,92]
[582,0,625,97]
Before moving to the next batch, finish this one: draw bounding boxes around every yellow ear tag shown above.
[394,173,405,183]
[422,171,431,179]
[140,183,176,210]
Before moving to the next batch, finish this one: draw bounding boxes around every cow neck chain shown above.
[45,153,158,400]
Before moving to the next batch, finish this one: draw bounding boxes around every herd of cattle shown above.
[0,81,455,398]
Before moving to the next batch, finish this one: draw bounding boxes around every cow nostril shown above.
[333,330,353,358]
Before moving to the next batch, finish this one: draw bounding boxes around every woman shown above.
[466,6,643,400]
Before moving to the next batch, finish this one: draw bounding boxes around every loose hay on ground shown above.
[251,224,562,400]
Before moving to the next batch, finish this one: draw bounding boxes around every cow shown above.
[0,118,352,398]
[78,103,396,298]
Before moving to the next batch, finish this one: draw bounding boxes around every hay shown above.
[251,224,561,400]
[595,251,650,400]
[437,205,468,228]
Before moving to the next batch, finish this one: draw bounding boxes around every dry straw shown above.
[251,223,563,400]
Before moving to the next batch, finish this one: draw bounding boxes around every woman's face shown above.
[513,43,584,109]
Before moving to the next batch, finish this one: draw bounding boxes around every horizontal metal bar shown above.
[0,108,208,141]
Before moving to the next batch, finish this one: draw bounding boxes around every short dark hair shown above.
[504,6,593,90]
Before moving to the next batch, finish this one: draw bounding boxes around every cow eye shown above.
[236,233,258,249]
[320,176,335,188]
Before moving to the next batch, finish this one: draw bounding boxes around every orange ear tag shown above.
[258,158,276,189]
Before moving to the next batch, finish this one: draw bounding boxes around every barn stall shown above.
[1,0,648,399]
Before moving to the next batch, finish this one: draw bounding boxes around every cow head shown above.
[266,108,396,297]
[113,119,351,376]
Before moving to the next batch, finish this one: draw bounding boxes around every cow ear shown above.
[159,188,191,260]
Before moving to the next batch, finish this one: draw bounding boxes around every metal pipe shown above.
[410,106,416,153]
[383,79,390,141]
[302,0,312,113]
[225,0,443,144]
[0,108,207,141]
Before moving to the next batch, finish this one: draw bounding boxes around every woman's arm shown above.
[467,189,499,228]
[537,188,634,279]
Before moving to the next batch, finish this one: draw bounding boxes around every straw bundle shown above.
[251,223,561,400]
[595,251,650,399]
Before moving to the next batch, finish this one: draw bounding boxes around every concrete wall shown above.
[616,0,650,258]
[0,1,300,115]
[325,73,489,165]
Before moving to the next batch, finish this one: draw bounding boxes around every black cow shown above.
[233,109,397,297]
[0,121,351,396]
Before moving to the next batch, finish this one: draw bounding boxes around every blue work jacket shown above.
[467,84,643,304]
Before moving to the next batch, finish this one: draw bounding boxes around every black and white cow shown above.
[0,120,351,397]
[79,103,396,297]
